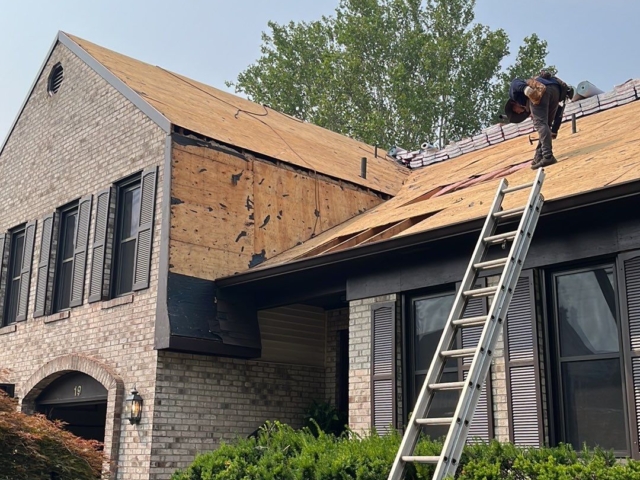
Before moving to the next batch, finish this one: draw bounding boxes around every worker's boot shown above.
[532,155,557,169]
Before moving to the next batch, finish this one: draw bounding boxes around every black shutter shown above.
[459,278,493,441]
[619,251,640,457]
[0,233,7,324]
[371,302,396,434]
[132,166,157,291]
[89,188,112,303]
[505,270,543,446]
[16,221,36,322]
[69,195,92,308]
[34,213,55,317]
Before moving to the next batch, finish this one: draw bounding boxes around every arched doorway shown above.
[35,371,108,443]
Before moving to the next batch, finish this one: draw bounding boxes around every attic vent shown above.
[47,63,64,95]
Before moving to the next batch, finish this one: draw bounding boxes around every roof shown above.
[252,81,640,270]
[61,33,408,196]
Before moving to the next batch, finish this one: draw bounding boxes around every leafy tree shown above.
[0,392,103,479]
[230,0,551,149]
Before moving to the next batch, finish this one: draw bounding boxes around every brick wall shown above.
[0,42,165,479]
[150,351,325,479]
[348,294,397,434]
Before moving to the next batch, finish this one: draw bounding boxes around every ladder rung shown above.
[463,286,498,298]
[441,347,476,358]
[429,381,465,391]
[415,417,454,426]
[493,206,525,219]
[503,182,533,194]
[473,258,507,270]
[484,230,517,244]
[402,456,441,464]
[452,315,488,327]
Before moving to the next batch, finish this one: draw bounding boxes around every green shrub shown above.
[172,421,640,480]
[302,400,348,437]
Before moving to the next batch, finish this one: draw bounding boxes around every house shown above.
[0,31,407,479]
[3,30,640,480]
[216,79,640,458]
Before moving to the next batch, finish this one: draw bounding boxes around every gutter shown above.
[216,178,640,288]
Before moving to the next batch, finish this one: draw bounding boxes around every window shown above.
[113,178,141,296]
[53,205,78,311]
[4,227,25,325]
[89,166,157,303]
[408,291,456,439]
[549,264,629,454]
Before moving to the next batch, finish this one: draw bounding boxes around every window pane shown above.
[417,371,459,440]
[122,187,141,239]
[116,239,136,295]
[414,294,455,372]
[56,261,73,311]
[561,359,627,451]
[6,279,20,324]
[62,212,77,260]
[10,234,24,279]
[556,268,619,357]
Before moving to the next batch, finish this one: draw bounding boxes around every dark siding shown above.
[16,221,36,322]
[69,195,92,307]
[132,166,157,291]
[33,213,55,317]
[89,188,112,303]
[505,271,543,446]
[371,303,396,434]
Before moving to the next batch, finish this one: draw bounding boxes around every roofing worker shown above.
[504,72,573,170]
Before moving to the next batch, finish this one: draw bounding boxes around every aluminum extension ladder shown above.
[388,168,546,480]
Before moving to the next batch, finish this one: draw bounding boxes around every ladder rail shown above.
[388,169,546,480]
[388,178,509,480]
[435,189,544,478]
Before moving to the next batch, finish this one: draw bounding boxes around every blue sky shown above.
[1,0,638,142]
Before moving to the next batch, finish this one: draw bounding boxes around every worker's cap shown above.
[503,99,529,124]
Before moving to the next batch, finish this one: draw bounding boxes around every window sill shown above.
[0,324,17,336]
[101,294,134,310]
[43,311,71,324]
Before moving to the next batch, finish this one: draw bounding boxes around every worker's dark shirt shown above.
[509,77,561,106]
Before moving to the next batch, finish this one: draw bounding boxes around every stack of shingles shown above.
[486,124,504,145]
[502,123,520,140]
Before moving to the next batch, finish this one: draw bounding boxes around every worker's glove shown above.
[525,79,546,105]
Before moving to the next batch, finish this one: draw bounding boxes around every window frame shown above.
[112,174,142,298]
[52,202,79,313]
[3,225,26,326]
[546,261,631,456]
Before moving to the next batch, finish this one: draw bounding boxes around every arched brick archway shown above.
[21,354,124,479]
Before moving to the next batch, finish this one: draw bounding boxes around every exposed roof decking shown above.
[66,34,408,196]
[257,98,640,269]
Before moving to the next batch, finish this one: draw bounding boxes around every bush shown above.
[302,400,348,437]
[172,421,640,480]
[0,392,103,480]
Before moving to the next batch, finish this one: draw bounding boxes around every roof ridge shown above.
[392,79,640,170]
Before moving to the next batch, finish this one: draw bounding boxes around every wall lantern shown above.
[125,387,143,425]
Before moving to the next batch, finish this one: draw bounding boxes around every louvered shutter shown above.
[16,221,36,322]
[132,166,157,291]
[460,279,493,441]
[371,302,396,434]
[33,213,55,317]
[0,233,7,324]
[620,251,640,456]
[69,195,92,307]
[505,270,543,446]
[89,188,112,303]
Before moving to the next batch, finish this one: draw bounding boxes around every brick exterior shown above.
[150,351,325,479]
[0,42,165,479]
